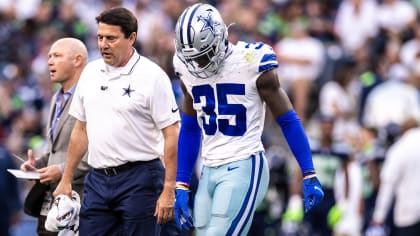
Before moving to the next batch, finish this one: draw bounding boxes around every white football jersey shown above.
[174,41,279,167]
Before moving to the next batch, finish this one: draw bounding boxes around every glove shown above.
[174,187,193,231]
[302,176,324,212]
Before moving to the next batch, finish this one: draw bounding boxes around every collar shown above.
[65,82,77,95]
[58,82,77,97]
[100,48,141,76]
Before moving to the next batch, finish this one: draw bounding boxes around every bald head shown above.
[48,38,88,91]
[51,37,88,65]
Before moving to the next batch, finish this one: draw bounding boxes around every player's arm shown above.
[53,120,88,198]
[256,69,324,212]
[179,81,196,116]
[257,69,315,173]
[174,80,200,230]
[177,80,200,184]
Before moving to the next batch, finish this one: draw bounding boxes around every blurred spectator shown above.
[362,65,420,134]
[0,13,27,64]
[304,0,336,43]
[355,126,386,232]
[383,38,410,82]
[54,2,89,42]
[357,42,394,125]
[332,151,363,236]
[377,0,417,40]
[408,57,420,90]
[0,146,22,236]
[0,0,41,20]
[256,6,285,45]
[319,60,360,143]
[132,0,172,57]
[411,0,420,10]
[146,0,188,78]
[334,0,379,57]
[371,125,420,236]
[275,18,325,124]
[400,23,420,69]
[0,75,14,127]
[358,36,409,129]
[235,6,260,42]
[216,0,242,28]
[71,0,125,33]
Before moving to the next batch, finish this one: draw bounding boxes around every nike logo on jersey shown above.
[227,166,239,171]
[171,108,179,113]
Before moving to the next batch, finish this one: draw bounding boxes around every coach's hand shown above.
[53,179,72,198]
[155,186,175,224]
[174,187,193,231]
[302,176,324,212]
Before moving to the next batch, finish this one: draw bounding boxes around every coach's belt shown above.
[94,160,156,176]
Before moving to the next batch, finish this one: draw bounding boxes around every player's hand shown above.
[302,176,324,212]
[174,187,193,231]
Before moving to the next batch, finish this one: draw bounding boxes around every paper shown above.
[7,169,40,179]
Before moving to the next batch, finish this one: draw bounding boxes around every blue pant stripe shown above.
[226,153,263,235]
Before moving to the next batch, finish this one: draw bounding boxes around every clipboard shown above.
[7,169,40,179]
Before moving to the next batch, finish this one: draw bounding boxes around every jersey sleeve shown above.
[69,67,88,122]
[239,41,279,74]
[256,43,279,73]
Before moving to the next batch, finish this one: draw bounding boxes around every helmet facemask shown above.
[181,33,227,78]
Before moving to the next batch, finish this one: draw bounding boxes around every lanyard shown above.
[51,92,71,140]
[55,92,70,118]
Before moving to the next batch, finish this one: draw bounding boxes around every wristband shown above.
[176,182,190,190]
[303,170,316,177]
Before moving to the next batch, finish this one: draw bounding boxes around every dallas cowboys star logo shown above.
[197,12,218,34]
[122,84,135,97]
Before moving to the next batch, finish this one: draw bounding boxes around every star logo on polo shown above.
[122,84,135,97]
[198,12,218,34]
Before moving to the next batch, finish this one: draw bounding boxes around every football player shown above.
[173,3,324,235]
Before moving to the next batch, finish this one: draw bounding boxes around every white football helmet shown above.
[175,3,229,78]
[45,191,81,235]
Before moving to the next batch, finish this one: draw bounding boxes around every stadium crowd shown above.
[1,0,420,235]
